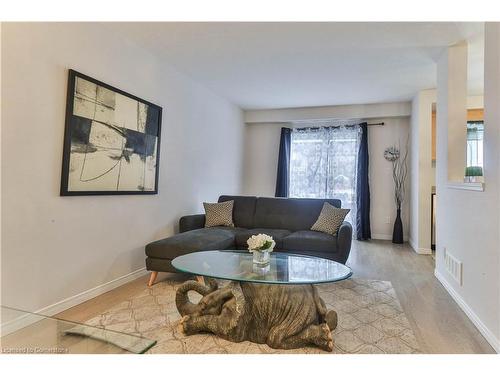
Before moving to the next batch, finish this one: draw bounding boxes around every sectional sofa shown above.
[145,195,352,285]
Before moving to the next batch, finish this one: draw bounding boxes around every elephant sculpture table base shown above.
[175,278,338,352]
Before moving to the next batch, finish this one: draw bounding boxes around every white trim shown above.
[1,311,45,336]
[408,238,432,254]
[415,247,432,255]
[1,267,148,336]
[37,267,148,316]
[434,269,499,353]
[447,182,485,191]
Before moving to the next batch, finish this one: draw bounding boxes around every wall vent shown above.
[444,249,463,285]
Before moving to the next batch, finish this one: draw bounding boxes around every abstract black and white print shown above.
[61,70,162,195]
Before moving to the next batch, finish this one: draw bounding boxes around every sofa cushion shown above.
[253,197,342,231]
[235,228,292,249]
[145,227,239,259]
[282,230,338,253]
[203,200,234,227]
[218,195,257,228]
[311,203,350,235]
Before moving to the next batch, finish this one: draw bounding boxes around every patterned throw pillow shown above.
[311,202,350,235]
[203,200,235,228]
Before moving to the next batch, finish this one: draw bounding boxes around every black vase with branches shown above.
[384,143,408,244]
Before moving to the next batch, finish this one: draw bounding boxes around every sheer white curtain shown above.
[289,125,361,231]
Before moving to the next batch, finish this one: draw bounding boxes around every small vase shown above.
[252,250,270,266]
[253,263,270,275]
[392,208,404,244]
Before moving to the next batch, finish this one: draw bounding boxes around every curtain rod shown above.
[294,121,384,130]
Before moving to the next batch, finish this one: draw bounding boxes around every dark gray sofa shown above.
[145,195,352,283]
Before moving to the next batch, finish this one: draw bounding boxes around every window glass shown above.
[466,121,484,168]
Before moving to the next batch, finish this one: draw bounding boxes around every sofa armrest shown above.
[179,214,205,233]
[336,221,352,264]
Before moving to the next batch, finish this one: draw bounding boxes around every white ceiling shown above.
[105,22,484,110]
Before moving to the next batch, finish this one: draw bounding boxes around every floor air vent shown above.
[444,249,463,285]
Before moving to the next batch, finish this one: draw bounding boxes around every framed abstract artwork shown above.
[60,70,162,195]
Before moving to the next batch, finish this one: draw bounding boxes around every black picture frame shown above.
[60,70,163,196]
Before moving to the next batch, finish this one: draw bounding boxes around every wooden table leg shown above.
[148,271,158,287]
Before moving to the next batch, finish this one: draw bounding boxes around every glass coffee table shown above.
[172,250,352,352]
[1,306,156,354]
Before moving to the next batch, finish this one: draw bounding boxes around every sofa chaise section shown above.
[145,227,240,273]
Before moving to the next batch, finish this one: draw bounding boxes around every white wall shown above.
[369,117,410,241]
[0,24,3,309]
[430,96,485,187]
[242,123,282,197]
[244,102,411,123]
[435,24,500,352]
[409,89,436,254]
[444,43,469,182]
[1,23,245,313]
[410,91,484,254]
[467,95,484,109]
[243,111,410,241]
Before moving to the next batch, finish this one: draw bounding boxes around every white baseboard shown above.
[408,237,432,255]
[434,269,500,353]
[416,248,432,255]
[37,267,149,317]
[1,311,45,336]
[1,267,148,336]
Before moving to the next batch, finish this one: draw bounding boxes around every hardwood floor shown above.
[347,240,494,354]
[55,240,495,354]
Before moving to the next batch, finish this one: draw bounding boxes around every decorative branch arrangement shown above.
[384,142,408,209]
[384,139,409,244]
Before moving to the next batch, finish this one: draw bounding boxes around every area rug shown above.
[81,277,420,354]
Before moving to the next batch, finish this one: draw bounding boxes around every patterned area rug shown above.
[82,277,420,354]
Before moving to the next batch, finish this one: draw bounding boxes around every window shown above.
[466,121,484,168]
[289,126,361,228]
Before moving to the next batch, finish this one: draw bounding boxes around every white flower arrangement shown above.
[247,234,276,253]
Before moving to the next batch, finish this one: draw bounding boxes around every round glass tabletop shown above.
[171,250,353,285]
